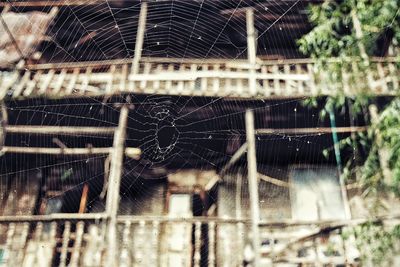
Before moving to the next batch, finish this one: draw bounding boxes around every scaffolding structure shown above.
[0,1,399,267]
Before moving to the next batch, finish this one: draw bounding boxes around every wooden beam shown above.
[131,2,148,76]
[0,213,107,222]
[258,172,290,188]
[0,0,101,7]
[246,8,257,95]
[1,146,112,155]
[5,125,116,135]
[255,126,368,135]
[245,109,261,267]
[219,142,248,177]
[105,105,129,266]
[369,105,392,188]
[22,56,399,71]
[0,146,141,158]
[128,70,309,81]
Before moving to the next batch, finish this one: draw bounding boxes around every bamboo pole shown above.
[131,2,148,76]
[1,146,113,155]
[105,105,129,266]
[0,146,140,158]
[5,125,116,135]
[246,8,258,96]
[255,126,367,135]
[245,109,261,267]
[219,142,248,177]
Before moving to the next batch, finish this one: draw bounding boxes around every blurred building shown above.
[0,0,398,266]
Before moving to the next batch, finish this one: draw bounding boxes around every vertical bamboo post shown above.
[369,105,392,189]
[246,8,257,96]
[106,105,129,266]
[131,2,148,76]
[245,110,261,266]
[351,10,374,89]
[328,108,352,220]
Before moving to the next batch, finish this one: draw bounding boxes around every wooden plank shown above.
[119,64,128,92]
[236,70,244,96]
[212,64,220,94]
[351,11,374,88]
[246,8,257,96]
[208,221,216,267]
[106,65,116,94]
[23,70,42,97]
[66,68,80,94]
[0,213,107,222]
[0,0,100,7]
[369,105,392,188]
[139,63,151,90]
[261,65,271,96]
[1,146,141,157]
[131,2,148,75]
[15,223,30,265]
[52,69,67,95]
[284,64,291,95]
[272,64,280,95]
[225,67,233,95]
[128,71,309,81]
[151,221,160,265]
[80,67,92,94]
[245,110,261,267]
[189,64,197,91]
[165,64,174,92]
[105,105,129,266]
[69,221,84,267]
[193,221,201,267]
[151,64,163,93]
[1,146,112,155]
[177,64,185,93]
[255,126,367,135]
[11,71,31,98]
[200,65,208,93]
[5,125,116,135]
[38,69,55,95]
[24,56,397,71]
[219,143,248,177]
[59,221,71,267]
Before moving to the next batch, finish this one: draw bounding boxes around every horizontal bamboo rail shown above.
[5,125,116,135]
[0,57,398,100]
[0,146,141,159]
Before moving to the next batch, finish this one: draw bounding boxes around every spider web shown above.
[0,0,355,264]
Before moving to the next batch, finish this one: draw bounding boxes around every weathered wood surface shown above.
[0,215,397,266]
[0,57,397,100]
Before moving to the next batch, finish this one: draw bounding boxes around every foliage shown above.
[298,0,400,264]
[298,0,400,196]
[353,222,400,265]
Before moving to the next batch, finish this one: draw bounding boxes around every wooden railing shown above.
[0,57,398,100]
[0,216,364,267]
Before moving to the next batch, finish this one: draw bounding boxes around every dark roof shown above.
[1,0,321,63]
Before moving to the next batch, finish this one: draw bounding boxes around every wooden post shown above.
[105,105,129,266]
[351,10,374,89]
[245,110,261,266]
[246,8,257,96]
[131,2,148,76]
